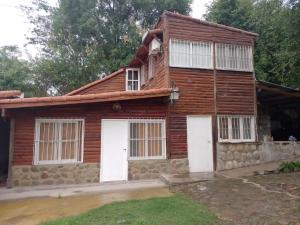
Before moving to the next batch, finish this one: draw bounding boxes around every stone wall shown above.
[11,163,99,187]
[217,143,262,170]
[128,158,189,180]
[261,141,300,162]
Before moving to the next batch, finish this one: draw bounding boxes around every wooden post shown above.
[212,41,218,171]
[6,118,15,188]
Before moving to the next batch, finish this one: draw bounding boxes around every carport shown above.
[257,80,300,141]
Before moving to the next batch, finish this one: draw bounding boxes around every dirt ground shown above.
[171,172,300,225]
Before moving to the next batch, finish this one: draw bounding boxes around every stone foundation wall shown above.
[261,141,300,162]
[11,163,100,187]
[217,143,262,170]
[128,158,189,180]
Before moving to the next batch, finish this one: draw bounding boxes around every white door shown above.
[101,119,128,182]
[187,116,213,172]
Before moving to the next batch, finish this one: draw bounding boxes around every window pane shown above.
[170,39,190,67]
[127,70,132,80]
[216,43,253,71]
[243,117,252,140]
[231,117,240,139]
[129,123,146,158]
[61,122,77,160]
[192,42,212,68]
[39,122,56,161]
[129,121,165,159]
[133,71,139,80]
[35,120,83,164]
[219,117,229,140]
[127,69,140,90]
[148,123,162,157]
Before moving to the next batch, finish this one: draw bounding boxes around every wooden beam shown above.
[6,118,15,188]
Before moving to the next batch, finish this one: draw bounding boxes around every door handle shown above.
[123,148,127,151]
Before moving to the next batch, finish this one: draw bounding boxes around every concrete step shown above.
[160,172,215,185]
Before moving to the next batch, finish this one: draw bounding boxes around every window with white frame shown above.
[216,43,253,71]
[218,115,255,142]
[169,39,213,69]
[34,119,84,165]
[129,119,166,160]
[126,68,140,91]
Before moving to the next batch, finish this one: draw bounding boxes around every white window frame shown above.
[218,115,256,143]
[34,118,85,165]
[169,39,213,69]
[128,119,166,160]
[216,43,253,72]
[125,68,140,91]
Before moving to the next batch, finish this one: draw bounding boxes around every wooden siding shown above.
[141,53,168,90]
[167,16,255,45]
[142,17,169,90]
[216,71,255,115]
[76,72,125,95]
[169,68,215,114]
[167,114,187,158]
[11,99,167,165]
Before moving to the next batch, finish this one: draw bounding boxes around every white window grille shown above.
[169,39,213,69]
[218,115,255,142]
[126,68,140,91]
[128,119,166,160]
[216,43,253,72]
[34,119,84,165]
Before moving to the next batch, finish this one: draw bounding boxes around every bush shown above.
[279,161,300,173]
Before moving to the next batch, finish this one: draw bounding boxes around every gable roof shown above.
[162,11,258,37]
[65,68,125,96]
[0,90,22,99]
[0,88,171,109]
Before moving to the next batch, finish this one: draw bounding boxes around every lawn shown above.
[40,195,221,225]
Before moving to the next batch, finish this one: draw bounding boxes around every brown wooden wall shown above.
[141,18,169,91]
[216,71,255,115]
[76,73,125,95]
[166,15,254,45]
[169,68,215,114]
[11,99,167,166]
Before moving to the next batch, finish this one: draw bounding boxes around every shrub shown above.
[279,161,300,173]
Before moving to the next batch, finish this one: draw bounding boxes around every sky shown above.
[0,0,212,57]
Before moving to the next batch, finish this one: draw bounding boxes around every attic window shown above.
[126,68,140,91]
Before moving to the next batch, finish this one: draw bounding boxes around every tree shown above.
[204,0,254,30]
[24,0,192,95]
[0,46,42,97]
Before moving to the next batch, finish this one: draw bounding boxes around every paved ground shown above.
[0,179,166,201]
[0,186,172,225]
[171,172,300,225]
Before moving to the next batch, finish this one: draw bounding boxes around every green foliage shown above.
[39,195,220,225]
[24,0,192,95]
[279,161,300,173]
[0,46,43,97]
[205,0,300,89]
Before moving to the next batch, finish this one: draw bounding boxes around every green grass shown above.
[39,195,220,225]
